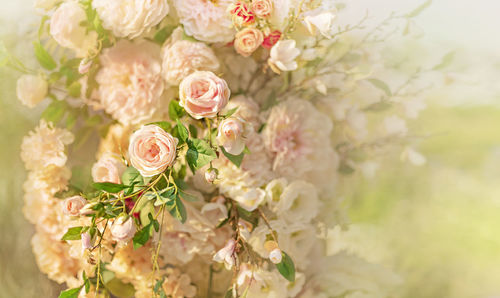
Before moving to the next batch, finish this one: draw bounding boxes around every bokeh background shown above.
[1,0,500,297]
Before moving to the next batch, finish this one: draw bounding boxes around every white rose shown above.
[93,0,169,39]
[111,217,136,242]
[179,71,230,119]
[302,9,336,38]
[217,118,246,156]
[173,0,235,43]
[92,153,127,184]
[62,196,87,217]
[129,125,178,177]
[50,1,97,58]
[268,40,300,73]
[276,180,319,224]
[264,178,288,211]
[234,188,265,212]
[16,75,48,108]
[162,38,220,86]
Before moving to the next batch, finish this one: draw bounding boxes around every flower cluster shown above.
[14,0,443,297]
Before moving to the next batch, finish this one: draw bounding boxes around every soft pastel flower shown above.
[16,74,48,108]
[205,168,218,184]
[268,40,300,73]
[213,239,237,269]
[269,248,282,264]
[401,147,427,166]
[276,180,319,224]
[34,0,58,10]
[129,125,178,177]
[234,187,265,211]
[161,38,220,86]
[78,59,92,74]
[93,0,169,39]
[111,217,136,242]
[21,120,74,171]
[234,28,264,57]
[201,196,228,226]
[173,0,235,43]
[264,178,288,210]
[94,40,164,125]
[217,118,246,155]
[251,0,273,18]
[92,153,127,184]
[62,196,87,217]
[50,1,97,58]
[79,202,99,215]
[81,232,92,250]
[230,2,256,26]
[262,30,281,49]
[222,95,261,127]
[179,71,230,119]
[302,9,336,38]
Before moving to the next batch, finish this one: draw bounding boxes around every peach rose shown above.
[251,0,273,17]
[62,196,87,217]
[230,2,255,26]
[217,118,246,155]
[129,125,178,177]
[234,28,264,57]
[179,71,230,119]
[16,74,48,108]
[111,217,136,242]
[92,153,127,184]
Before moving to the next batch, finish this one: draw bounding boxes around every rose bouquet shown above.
[11,0,443,297]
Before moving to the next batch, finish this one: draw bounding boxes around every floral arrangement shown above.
[11,0,443,297]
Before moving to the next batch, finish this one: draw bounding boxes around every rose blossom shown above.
[111,217,136,242]
[217,118,246,155]
[50,1,97,58]
[262,30,281,49]
[129,125,178,177]
[92,153,127,184]
[230,2,255,26]
[234,28,264,57]
[179,71,230,119]
[251,0,273,18]
[161,38,220,86]
[268,39,300,73]
[173,0,234,43]
[213,239,237,269]
[93,0,169,39]
[16,74,48,108]
[62,196,87,217]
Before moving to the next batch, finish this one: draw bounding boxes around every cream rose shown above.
[179,71,230,119]
[16,75,48,108]
[251,0,273,17]
[62,196,87,217]
[217,118,246,156]
[50,1,97,58]
[268,39,300,73]
[111,217,136,242]
[234,28,264,57]
[93,0,169,39]
[92,153,127,184]
[129,125,178,177]
[161,39,220,86]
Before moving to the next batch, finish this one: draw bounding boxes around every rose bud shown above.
[79,202,99,215]
[62,196,87,217]
[179,71,230,119]
[205,168,218,184]
[129,125,178,177]
[217,118,247,156]
[111,216,136,242]
[81,232,93,251]
[213,239,237,270]
[269,248,282,264]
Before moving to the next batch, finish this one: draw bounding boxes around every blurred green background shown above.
[2,1,500,298]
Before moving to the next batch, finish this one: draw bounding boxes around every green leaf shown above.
[433,51,455,70]
[188,124,198,138]
[166,194,187,223]
[148,121,172,133]
[67,81,82,97]
[275,252,295,282]
[58,286,83,298]
[105,277,136,298]
[153,25,175,44]
[176,119,189,143]
[178,189,199,202]
[366,78,392,97]
[407,0,432,18]
[41,100,67,123]
[363,101,392,112]
[133,223,153,249]
[338,161,355,175]
[168,100,185,121]
[186,139,217,172]
[61,227,84,241]
[121,167,143,187]
[237,206,259,227]
[33,41,57,70]
[154,188,176,206]
[220,146,245,168]
[93,182,129,193]
[222,107,238,118]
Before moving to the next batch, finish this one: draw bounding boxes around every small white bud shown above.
[78,58,92,74]
[269,248,282,264]
[205,168,217,183]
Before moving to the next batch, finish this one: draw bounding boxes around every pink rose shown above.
[111,217,136,242]
[179,71,230,119]
[129,125,178,177]
[251,0,273,18]
[230,2,255,26]
[92,153,126,184]
[234,27,264,57]
[62,196,87,217]
[217,118,246,155]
